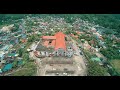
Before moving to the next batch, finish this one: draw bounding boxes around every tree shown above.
[87,61,107,76]
[23,53,29,61]
[18,48,23,57]
[28,35,35,42]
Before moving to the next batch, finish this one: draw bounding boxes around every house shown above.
[7,53,18,58]
[20,39,27,43]
[22,34,27,39]
[0,51,5,61]
[2,63,13,72]
[83,41,91,50]
[1,45,10,51]
[1,24,14,32]
[10,38,18,45]
[89,40,95,46]
[70,34,79,39]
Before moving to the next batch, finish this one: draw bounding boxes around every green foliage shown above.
[87,61,107,76]
[23,53,29,61]
[11,61,37,76]
[100,47,120,60]
[18,48,23,57]
[0,14,27,26]
[28,35,35,42]
[12,60,18,68]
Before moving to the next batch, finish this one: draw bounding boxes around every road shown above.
[29,42,43,76]
[71,38,87,75]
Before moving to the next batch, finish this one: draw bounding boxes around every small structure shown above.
[83,41,91,50]
[70,34,79,39]
[2,63,13,72]
[91,57,103,65]
[17,57,23,66]
[20,39,27,43]
[0,51,5,61]
[1,45,10,51]
[7,53,18,58]
[91,57,101,62]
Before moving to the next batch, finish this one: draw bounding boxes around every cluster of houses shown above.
[0,24,28,74]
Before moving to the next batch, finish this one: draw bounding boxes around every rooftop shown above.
[42,32,66,51]
[42,36,56,39]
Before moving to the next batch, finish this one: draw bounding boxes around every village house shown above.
[83,41,92,50]
[0,51,5,61]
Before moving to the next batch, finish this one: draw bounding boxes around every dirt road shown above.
[71,39,87,75]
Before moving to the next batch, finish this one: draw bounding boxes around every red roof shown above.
[55,32,66,50]
[76,31,81,34]
[51,40,55,46]
[42,36,56,39]
[21,39,27,43]
[42,32,66,51]
[43,40,49,47]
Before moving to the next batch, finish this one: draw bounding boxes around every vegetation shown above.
[83,49,108,76]
[28,34,40,42]
[11,61,37,76]
[87,61,107,76]
[109,60,120,76]
[100,47,120,60]
[18,48,23,57]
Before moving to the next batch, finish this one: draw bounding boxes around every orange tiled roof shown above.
[42,32,66,51]
[54,32,66,50]
[42,36,56,39]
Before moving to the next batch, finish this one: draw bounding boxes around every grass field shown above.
[11,61,37,76]
[110,60,120,73]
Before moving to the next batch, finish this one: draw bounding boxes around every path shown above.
[71,38,87,75]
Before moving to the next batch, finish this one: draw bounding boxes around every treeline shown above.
[0,14,27,25]
[46,14,120,37]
